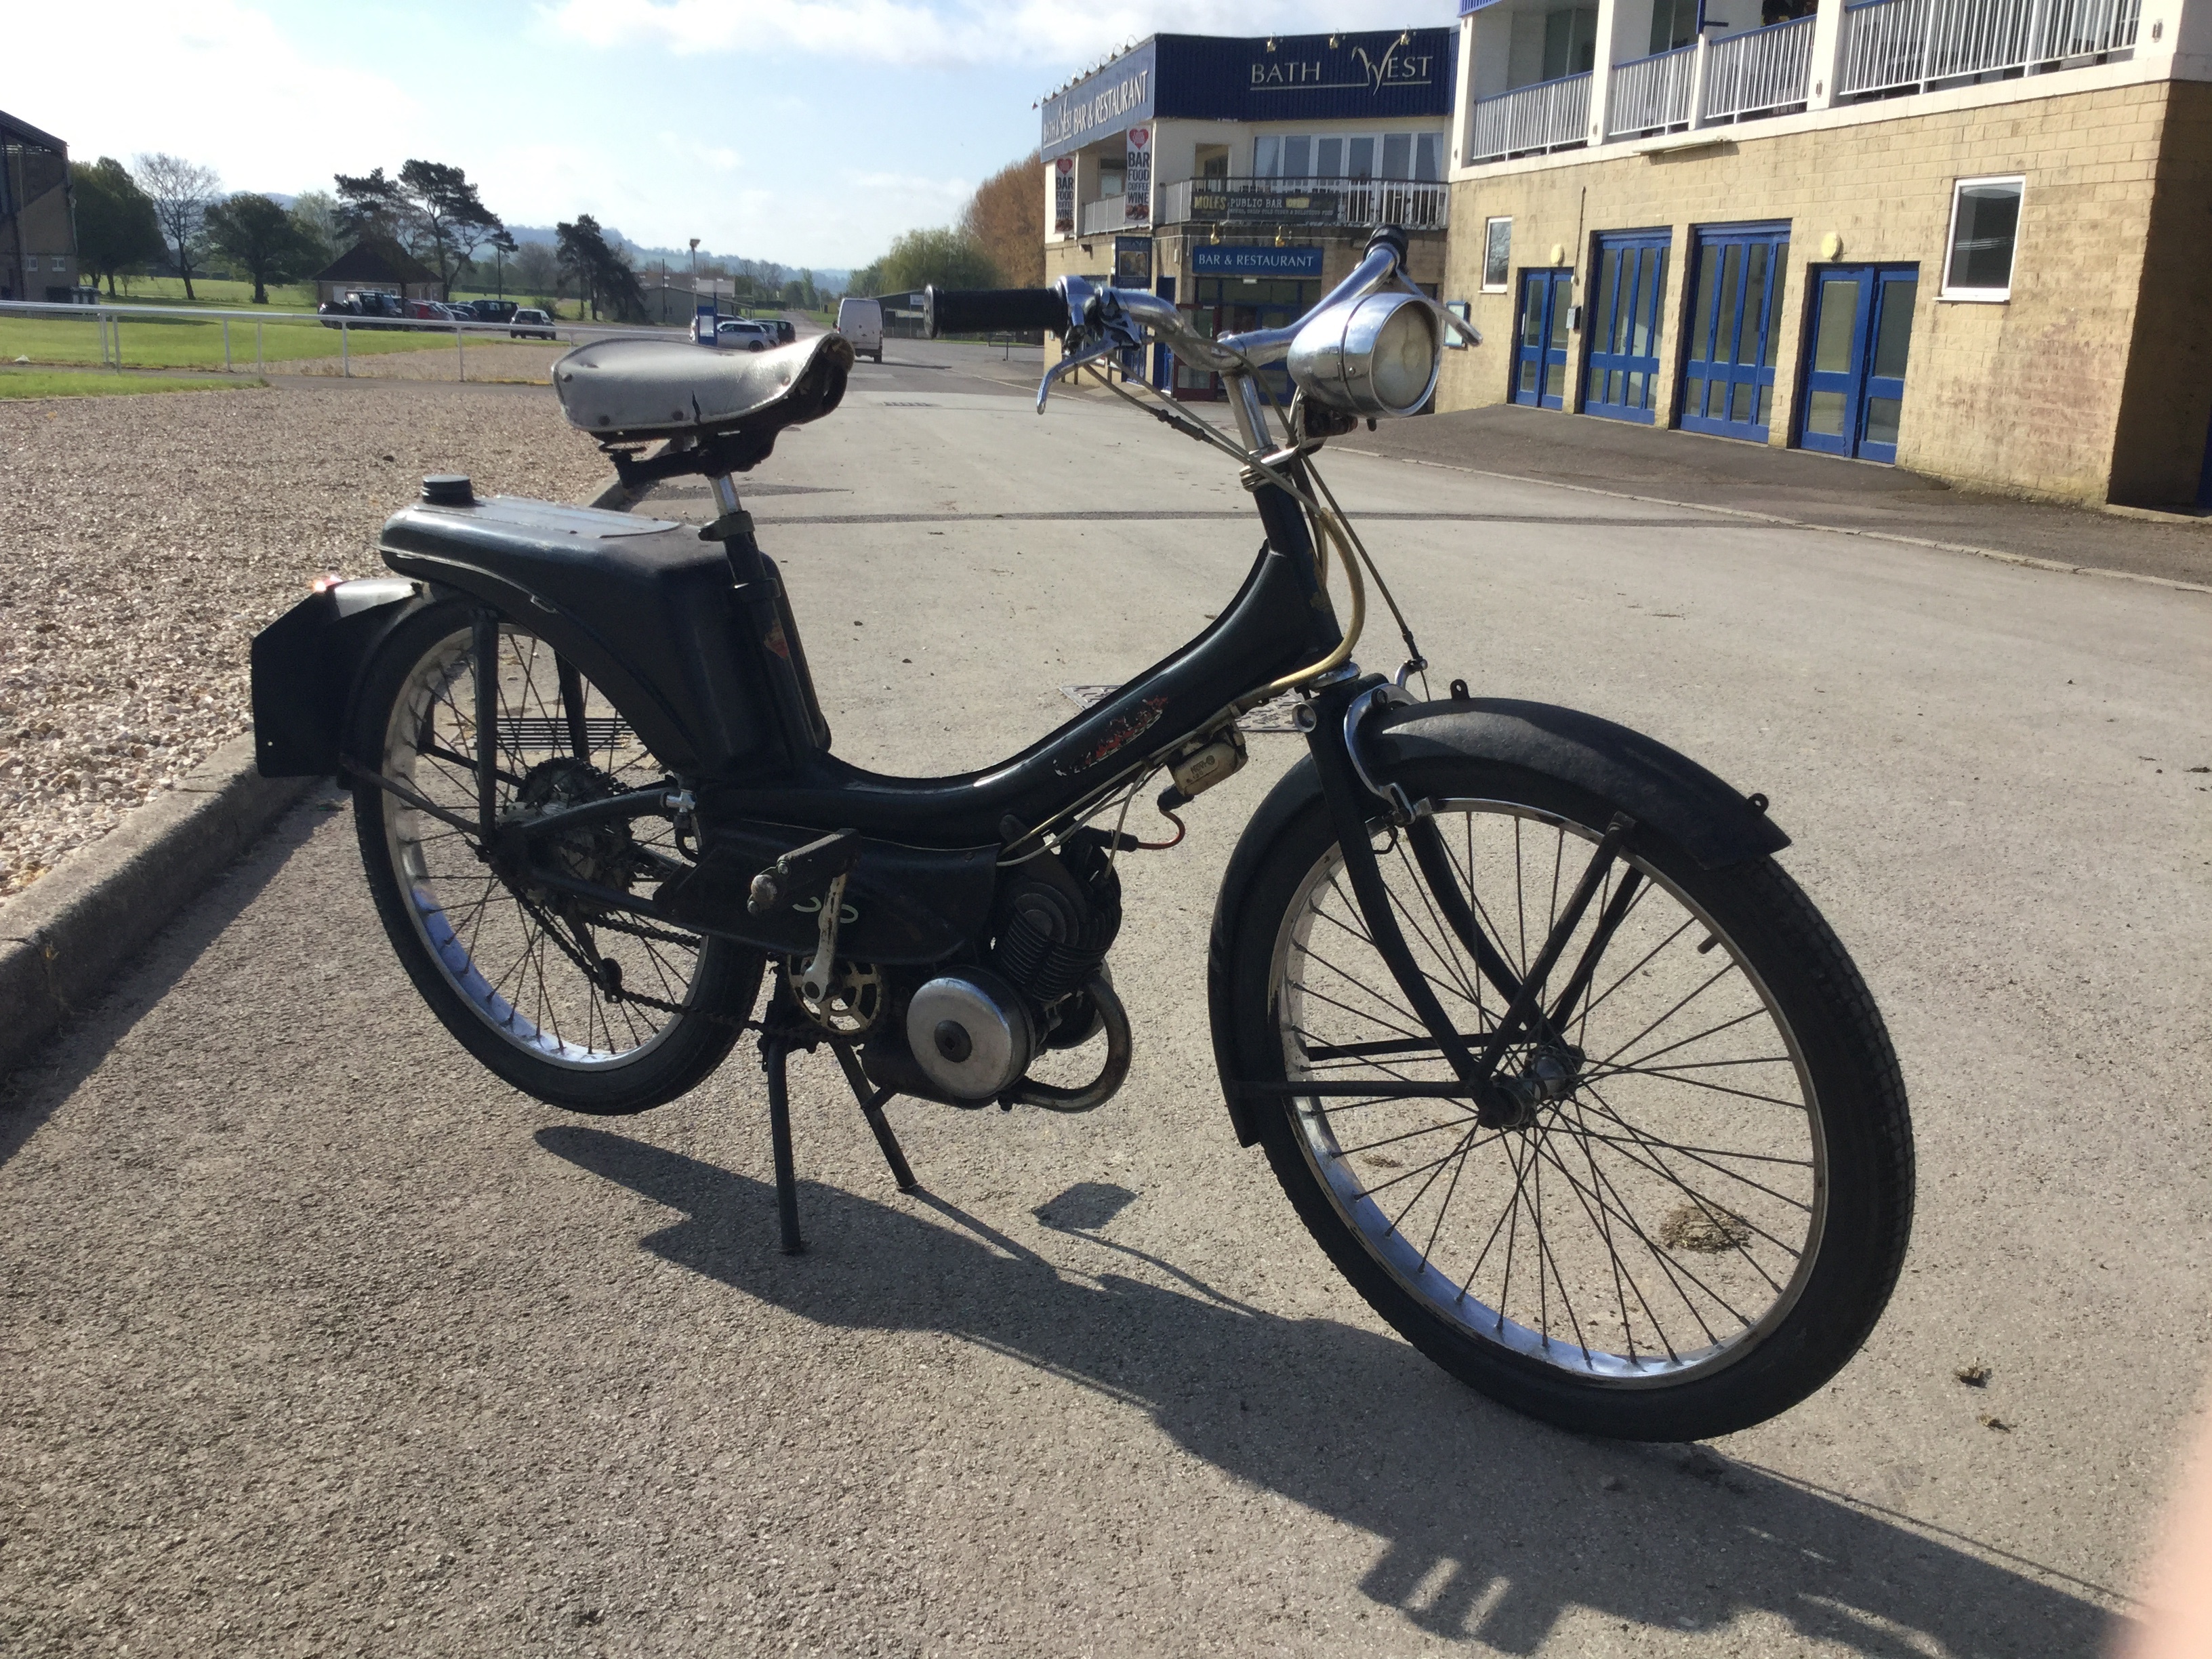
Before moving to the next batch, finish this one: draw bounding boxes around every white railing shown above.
[1703,17,1818,120]
[1608,46,1696,136]
[1080,196,1140,235]
[1469,73,1593,163]
[1839,0,2138,96]
[1156,176,1450,229]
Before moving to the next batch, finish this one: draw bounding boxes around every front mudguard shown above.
[1206,696,1789,1147]
[249,579,426,777]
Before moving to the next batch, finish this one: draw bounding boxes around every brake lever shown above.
[1391,272,1483,347]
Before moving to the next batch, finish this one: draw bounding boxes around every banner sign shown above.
[1053,157,1075,236]
[1192,245,1326,279]
[1123,126,1151,226]
[1187,186,1341,224]
[1113,236,1153,285]
[694,302,718,345]
[1041,39,1157,162]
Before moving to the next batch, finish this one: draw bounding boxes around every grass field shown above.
[0,369,264,399]
[94,276,566,314]
[0,313,490,371]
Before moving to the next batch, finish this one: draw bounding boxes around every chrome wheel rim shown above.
[379,623,708,1069]
[1270,801,1827,1385]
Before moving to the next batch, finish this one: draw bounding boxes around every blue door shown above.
[1511,268,1574,409]
[1680,224,1789,442]
[1582,231,1670,423]
[1799,265,1919,463]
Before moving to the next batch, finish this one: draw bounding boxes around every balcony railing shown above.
[1080,196,1139,236]
[1155,176,1450,230]
[1608,46,1696,137]
[1468,71,1593,164]
[1704,16,1818,120]
[1839,0,2138,97]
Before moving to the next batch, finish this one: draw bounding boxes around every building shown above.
[1042,29,1458,398]
[310,239,441,306]
[1436,0,2212,506]
[1,109,81,304]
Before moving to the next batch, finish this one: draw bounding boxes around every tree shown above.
[510,239,558,297]
[71,158,165,297]
[962,150,1045,287]
[485,228,518,298]
[847,260,884,300]
[131,152,221,299]
[204,193,325,303]
[878,226,997,295]
[397,160,502,298]
[288,189,344,265]
[333,167,410,244]
[555,216,645,323]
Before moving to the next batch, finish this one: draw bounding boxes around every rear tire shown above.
[1218,754,1912,1441]
[349,600,762,1114]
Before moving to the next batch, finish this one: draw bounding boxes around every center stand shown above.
[754,973,920,1255]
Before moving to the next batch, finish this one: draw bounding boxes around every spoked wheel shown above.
[1224,758,1912,1440]
[350,600,762,1113]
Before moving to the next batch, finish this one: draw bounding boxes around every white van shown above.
[836,297,883,363]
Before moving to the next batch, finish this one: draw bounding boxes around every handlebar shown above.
[924,287,1067,338]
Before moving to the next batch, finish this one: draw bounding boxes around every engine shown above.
[897,833,1125,1105]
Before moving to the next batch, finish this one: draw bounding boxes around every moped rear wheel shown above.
[1222,757,1912,1441]
[349,600,762,1113]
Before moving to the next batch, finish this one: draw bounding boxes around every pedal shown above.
[747,828,861,916]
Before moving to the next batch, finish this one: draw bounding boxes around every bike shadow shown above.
[538,1126,2115,1656]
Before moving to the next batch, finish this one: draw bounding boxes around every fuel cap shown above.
[420,474,475,506]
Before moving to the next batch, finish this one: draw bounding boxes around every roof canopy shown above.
[314,238,441,285]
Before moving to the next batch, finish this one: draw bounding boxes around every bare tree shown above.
[131,152,222,300]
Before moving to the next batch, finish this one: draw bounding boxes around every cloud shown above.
[541,0,1453,70]
[6,1,424,197]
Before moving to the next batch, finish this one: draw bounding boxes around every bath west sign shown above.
[1042,32,1456,162]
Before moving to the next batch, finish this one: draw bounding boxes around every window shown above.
[1942,176,2022,300]
[1252,131,1448,181]
[1099,162,1124,198]
[1542,5,1599,77]
[1650,0,1700,53]
[1483,218,1512,291]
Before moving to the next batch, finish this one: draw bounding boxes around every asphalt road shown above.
[5,342,2209,1658]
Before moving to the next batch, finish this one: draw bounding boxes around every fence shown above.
[1608,47,1697,137]
[1155,177,1450,230]
[1839,0,2139,96]
[0,297,676,382]
[1468,72,1593,163]
[1703,16,1818,120]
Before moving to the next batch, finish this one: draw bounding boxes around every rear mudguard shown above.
[1206,697,1790,1147]
[251,579,427,777]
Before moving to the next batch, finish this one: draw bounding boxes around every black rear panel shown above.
[379,496,779,775]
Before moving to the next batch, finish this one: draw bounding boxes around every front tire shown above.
[348,600,762,1114]
[1219,755,1912,1441]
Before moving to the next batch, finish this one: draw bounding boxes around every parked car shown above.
[715,319,773,352]
[836,297,883,363]
[510,307,556,340]
[768,317,796,345]
[460,299,518,323]
[319,290,409,330]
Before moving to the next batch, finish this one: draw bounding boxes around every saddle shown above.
[552,332,855,472]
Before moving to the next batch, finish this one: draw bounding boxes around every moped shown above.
[252,227,1912,1441]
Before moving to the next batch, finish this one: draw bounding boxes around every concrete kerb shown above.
[1334,446,2212,598]
[0,735,314,1080]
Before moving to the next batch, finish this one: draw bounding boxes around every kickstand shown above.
[830,1042,919,1193]
[756,983,808,1255]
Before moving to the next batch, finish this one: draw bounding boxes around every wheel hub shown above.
[510,756,634,895]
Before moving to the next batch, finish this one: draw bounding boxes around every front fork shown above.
[1298,672,1641,1126]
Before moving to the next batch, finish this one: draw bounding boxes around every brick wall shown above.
[1436,81,2201,504]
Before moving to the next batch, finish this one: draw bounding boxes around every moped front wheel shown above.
[1219,756,1913,1441]
[348,600,762,1113]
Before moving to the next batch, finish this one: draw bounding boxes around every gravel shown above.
[0,380,611,900]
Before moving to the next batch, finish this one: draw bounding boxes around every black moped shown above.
[252,228,1912,1441]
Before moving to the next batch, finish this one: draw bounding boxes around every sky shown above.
[10,0,1453,272]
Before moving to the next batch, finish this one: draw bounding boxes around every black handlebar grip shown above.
[924,286,1068,339]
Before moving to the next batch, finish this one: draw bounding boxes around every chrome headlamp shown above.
[1286,291,1441,419]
